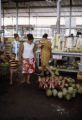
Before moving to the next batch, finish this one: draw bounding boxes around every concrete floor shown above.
[0,74,82,120]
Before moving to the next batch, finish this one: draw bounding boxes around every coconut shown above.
[76,84,80,89]
[78,87,82,94]
[71,84,76,88]
[72,93,76,98]
[64,83,69,88]
[55,71,59,76]
[65,94,72,100]
[52,89,58,97]
[68,87,74,94]
[71,79,75,83]
[46,89,52,97]
[62,88,67,96]
[66,78,71,83]
[73,88,77,94]
[57,91,63,99]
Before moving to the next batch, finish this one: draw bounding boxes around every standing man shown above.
[11,33,20,60]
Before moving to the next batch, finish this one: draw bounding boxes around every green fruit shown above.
[46,89,52,97]
[71,84,76,88]
[57,91,63,99]
[69,83,73,86]
[52,89,57,96]
[65,94,72,100]
[67,78,71,83]
[73,88,77,94]
[78,87,82,94]
[65,83,69,87]
[76,84,80,89]
[71,79,75,83]
[62,88,67,96]
[68,87,74,94]
[55,71,59,76]
[72,93,76,98]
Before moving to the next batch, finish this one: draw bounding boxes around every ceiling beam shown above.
[2,4,82,9]
[12,0,46,2]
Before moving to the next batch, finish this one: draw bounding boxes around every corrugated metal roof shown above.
[1,0,82,8]
[1,0,82,17]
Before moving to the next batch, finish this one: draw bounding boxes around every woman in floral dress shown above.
[20,33,36,84]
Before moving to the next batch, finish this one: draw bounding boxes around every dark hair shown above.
[69,34,74,37]
[12,53,16,56]
[14,33,19,39]
[27,33,34,41]
[43,33,48,39]
[77,32,81,36]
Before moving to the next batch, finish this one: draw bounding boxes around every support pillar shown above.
[56,0,61,34]
[16,2,18,33]
[0,0,1,31]
[69,0,72,35]
[2,6,4,37]
[28,1,31,33]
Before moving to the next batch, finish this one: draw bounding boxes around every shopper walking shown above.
[20,33,36,84]
[11,33,20,60]
[39,33,54,77]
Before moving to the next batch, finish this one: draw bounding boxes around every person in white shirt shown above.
[20,33,36,84]
[11,33,20,60]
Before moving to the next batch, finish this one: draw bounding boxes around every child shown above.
[9,53,19,85]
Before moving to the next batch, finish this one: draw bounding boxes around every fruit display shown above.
[56,60,79,70]
[38,67,82,100]
[69,47,82,53]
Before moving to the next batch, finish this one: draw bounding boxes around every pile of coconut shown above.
[38,67,82,100]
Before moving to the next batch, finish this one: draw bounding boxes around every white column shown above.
[28,1,31,33]
[0,0,1,31]
[69,0,72,35]
[2,6,4,37]
[56,0,61,34]
[16,2,18,33]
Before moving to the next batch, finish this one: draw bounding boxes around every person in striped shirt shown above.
[9,53,19,85]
